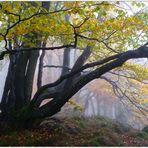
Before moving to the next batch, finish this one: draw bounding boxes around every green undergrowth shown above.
[0,116,148,146]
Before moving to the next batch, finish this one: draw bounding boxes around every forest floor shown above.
[0,116,148,146]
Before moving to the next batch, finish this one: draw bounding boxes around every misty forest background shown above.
[0,1,148,146]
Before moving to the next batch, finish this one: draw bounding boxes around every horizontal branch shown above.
[43,65,71,70]
[0,44,75,60]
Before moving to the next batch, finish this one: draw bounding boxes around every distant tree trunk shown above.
[37,50,45,89]
[37,40,47,89]
[61,15,71,76]
[37,2,51,89]
[61,48,71,76]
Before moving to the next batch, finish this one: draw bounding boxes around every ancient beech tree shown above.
[0,1,147,127]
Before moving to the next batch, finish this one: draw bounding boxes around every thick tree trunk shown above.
[14,52,30,109]
[0,2,50,128]
[25,51,39,101]
[30,46,92,118]
[1,55,16,114]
